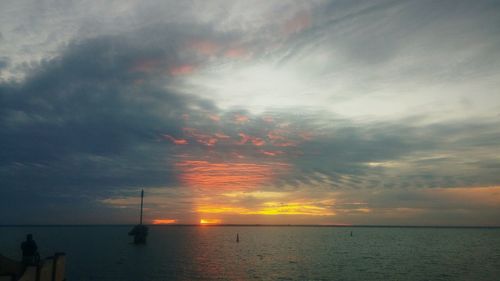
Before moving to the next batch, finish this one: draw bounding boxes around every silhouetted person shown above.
[21,234,39,265]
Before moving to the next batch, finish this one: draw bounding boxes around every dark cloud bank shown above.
[0,26,215,222]
[1,22,500,224]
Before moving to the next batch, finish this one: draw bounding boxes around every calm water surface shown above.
[1,226,499,281]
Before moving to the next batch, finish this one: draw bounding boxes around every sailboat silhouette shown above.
[128,189,148,244]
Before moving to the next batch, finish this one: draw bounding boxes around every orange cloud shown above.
[251,137,266,146]
[162,134,188,145]
[234,114,249,123]
[237,133,266,146]
[197,200,335,216]
[175,160,289,190]
[152,219,177,224]
[260,150,283,156]
[200,218,222,225]
[183,127,218,146]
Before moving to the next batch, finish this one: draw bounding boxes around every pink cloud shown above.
[169,64,195,76]
[162,134,188,145]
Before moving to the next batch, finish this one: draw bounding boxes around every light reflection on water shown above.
[1,226,499,281]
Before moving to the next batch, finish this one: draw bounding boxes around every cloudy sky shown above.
[1,0,499,226]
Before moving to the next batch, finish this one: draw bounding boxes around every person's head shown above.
[26,234,33,241]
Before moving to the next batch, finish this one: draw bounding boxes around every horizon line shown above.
[1,224,499,228]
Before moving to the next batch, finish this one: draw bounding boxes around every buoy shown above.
[236,233,239,243]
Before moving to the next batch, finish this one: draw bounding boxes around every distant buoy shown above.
[236,233,239,243]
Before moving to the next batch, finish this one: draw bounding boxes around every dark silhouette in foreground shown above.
[21,234,39,265]
[0,235,66,281]
[129,189,148,244]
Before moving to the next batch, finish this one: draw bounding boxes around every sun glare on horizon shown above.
[200,218,222,225]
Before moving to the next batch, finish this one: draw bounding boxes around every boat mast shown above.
[129,189,148,244]
[140,189,144,225]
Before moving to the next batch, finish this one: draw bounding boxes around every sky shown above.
[1,0,500,226]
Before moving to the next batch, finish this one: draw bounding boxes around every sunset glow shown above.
[152,219,177,224]
[176,160,289,190]
[200,218,222,225]
[197,202,335,216]
[2,0,499,228]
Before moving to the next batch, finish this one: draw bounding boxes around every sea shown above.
[1,226,499,281]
